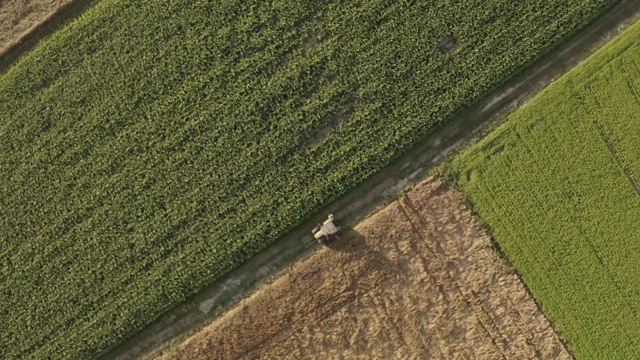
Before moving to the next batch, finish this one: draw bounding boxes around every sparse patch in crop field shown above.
[155,179,570,360]
[453,20,640,359]
[0,0,73,56]
[437,34,458,54]
[0,0,619,358]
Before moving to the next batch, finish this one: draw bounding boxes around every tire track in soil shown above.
[404,186,570,359]
[397,196,508,360]
[414,193,524,354]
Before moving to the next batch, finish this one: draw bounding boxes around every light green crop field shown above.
[453,20,640,359]
[0,0,617,358]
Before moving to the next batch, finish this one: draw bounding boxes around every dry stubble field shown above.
[0,0,73,56]
[157,178,570,360]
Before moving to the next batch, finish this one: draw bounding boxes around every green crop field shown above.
[0,0,618,358]
[453,20,640,359]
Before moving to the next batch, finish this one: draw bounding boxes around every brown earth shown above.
[156,178,570,360]
[0,0,73,56]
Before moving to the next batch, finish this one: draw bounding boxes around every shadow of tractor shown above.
[322,228,368,253]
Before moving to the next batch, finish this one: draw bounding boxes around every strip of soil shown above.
[0,0,100,73]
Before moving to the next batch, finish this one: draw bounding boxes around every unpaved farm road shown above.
[0,0,73,56]
[102,1,640,359]
[0,0,101,73]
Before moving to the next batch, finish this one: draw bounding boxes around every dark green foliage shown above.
[0,0,615,358]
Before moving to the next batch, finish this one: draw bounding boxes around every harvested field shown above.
[157,178,569,360]
[0,0,73,56]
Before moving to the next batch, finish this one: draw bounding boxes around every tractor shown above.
[312,214,340,244]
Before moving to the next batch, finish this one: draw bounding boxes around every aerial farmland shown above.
[453,20,640,358]
[0,0,637,359]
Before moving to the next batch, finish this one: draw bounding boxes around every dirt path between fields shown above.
[0,0,100,73]
[0,0,72,56]
[100,2,640,359]
[156,179,571,360]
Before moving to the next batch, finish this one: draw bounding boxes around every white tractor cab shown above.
[312,214,340,244]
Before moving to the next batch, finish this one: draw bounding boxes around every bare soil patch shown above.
[309,112,345,146]
[437,34,458,53]
[0,0,74,56]
[156,178,570,360]
[303,36,320,47]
